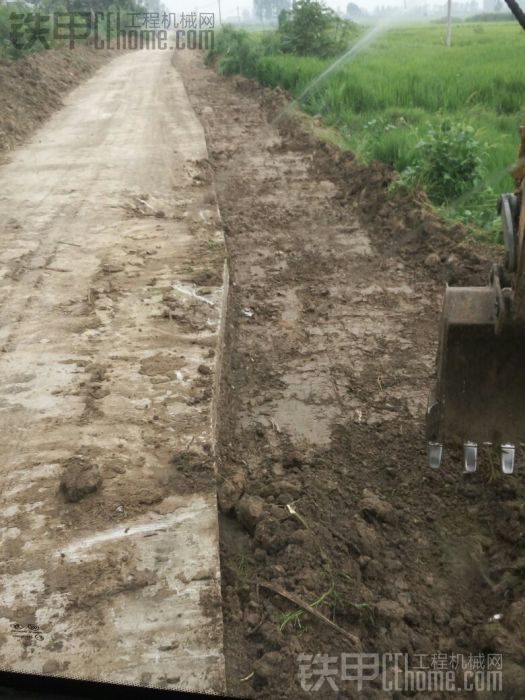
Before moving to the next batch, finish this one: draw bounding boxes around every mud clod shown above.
[375,599,407,623]
[59,457,102,502]
[235,494,265,533]
[253,651,282,686]
[424,252,441,269]
[218,466,246,513]
[361,489,397,524]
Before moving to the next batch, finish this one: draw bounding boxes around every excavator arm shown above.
[427,121,525,472]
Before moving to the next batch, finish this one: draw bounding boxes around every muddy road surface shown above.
[1,43,525,700]
[176,51,525,699]
[0,50,226,692]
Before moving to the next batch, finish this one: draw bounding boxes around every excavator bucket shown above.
[426,285,525,472]
[426,121,525,472]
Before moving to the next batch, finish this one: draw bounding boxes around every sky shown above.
[167,0,409,25]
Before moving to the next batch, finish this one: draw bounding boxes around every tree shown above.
[345,1,364,18]
[278,0,357,56]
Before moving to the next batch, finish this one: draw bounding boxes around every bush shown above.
[278,0,358,58]
[401,120,484,203]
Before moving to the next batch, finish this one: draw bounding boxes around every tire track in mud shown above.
[177,52,525,699]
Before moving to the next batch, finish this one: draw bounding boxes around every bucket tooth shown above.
[464,442,478,472]
[428,442,443,469]
[501,444,516,474]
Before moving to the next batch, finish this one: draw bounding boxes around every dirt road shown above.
[176,51,525,698]
[0,50,226,692]
[2,44,525,700]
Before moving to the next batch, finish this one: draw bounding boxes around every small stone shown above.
[60,458,102,503]
[197,364,211,375]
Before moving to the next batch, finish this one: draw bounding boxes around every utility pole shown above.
[445,0,453,46]
[217,0,222,25]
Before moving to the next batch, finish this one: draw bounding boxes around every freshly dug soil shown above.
[0,47,113,157]
[176,50,525,699]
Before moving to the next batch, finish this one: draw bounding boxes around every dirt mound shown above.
[0,47,113,157]
[59,456,102,502]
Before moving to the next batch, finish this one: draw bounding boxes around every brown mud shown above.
[176,50,525,699]
[0,49,225,691]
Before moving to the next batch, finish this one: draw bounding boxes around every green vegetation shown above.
[0,0,149,60]
[278,585,335,633]
[0,4,28,59]
[207,2,358,76]
[0,3,76,60]
[399,121,485,201]
[468,12,515,21]
[209,18,525,238]
[278,0,358,57]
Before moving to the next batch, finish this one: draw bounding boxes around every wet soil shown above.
[176,51,525,699]
[0,49,225,690]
